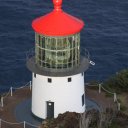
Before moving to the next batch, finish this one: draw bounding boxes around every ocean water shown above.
[0,0,128,91]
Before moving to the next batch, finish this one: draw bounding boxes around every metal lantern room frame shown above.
[35,33,80,69]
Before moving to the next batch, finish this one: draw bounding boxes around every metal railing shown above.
[26,47,93,74]
[0,119,39,128]
[0,81,32,107]
[86,83,120,111]
[26,47,91,64]
[0,81,40,128]
[26,47,35,61]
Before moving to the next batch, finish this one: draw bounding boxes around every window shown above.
[68,77,71,82]
[82,94,85,106]
[48,78,52,83]
[34,73,36,78]
[35,33,80,69]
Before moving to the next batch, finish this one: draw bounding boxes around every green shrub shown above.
[120,105,127,111]
[109,122,121,128]
[104,69,128,93]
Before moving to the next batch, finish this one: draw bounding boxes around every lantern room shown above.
[35,34,80,69]
[32,0,85,70]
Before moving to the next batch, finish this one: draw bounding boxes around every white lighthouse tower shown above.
[27,0,90,119]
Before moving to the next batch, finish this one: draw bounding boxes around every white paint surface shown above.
[32,73,85,119]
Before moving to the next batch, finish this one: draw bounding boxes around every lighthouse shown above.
[27,0,90,119]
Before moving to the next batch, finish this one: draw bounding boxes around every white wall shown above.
[32,73,85,119]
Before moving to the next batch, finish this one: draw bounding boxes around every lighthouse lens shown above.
[35,33,80,69]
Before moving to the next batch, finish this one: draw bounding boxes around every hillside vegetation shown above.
[104,69,128,93]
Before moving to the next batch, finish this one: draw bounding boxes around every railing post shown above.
[11,87,13,96]
[118,103,120,111]
[114,93,117,102]
[0,119,1,128]
[30,81,32,90]
[1,97,3,107]
[99,84,101,93]
[24,121,26,128]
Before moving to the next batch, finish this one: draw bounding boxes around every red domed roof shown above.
[32,0,84,36]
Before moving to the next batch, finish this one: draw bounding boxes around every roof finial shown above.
[53,0,62,11]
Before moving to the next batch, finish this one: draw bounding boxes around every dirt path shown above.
[86,87,117,111]
[0,87,31,123]
[0,86,118,128]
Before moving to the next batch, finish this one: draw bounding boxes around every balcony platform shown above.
[27,56,90,77]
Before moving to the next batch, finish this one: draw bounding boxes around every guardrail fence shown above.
[86,83,121,111]
[0,81,40,128]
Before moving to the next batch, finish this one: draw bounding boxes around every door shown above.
[47,101,54,119]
